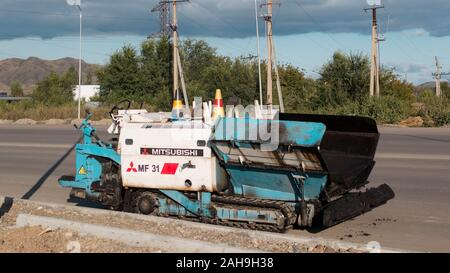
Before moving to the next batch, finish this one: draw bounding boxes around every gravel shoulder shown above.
[0,226,163,253]
[0,197,382,253]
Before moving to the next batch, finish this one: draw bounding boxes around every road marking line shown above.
[376,153,450,161]
[0,143,74,149]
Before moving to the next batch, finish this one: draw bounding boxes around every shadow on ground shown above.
[0,197,14,219]
[21,137,81,201]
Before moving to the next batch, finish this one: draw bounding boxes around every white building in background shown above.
[73,85,100,102]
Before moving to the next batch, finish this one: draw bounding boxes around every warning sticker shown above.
[78,166,87,175]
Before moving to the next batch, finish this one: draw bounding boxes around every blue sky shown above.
[1,0,450,84]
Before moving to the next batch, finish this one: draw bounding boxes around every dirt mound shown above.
[0,198,367,253]
[13,119,37,125]
[0,120,13,125]
[399,117,424,127]
[0,226,163,253]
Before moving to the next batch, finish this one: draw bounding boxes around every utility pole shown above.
[365,2,384,98]
[433,56,450,97]
[151,1,170,37]
[265,0,273,106]
[151,1,189,105]
[272,42,284,113]
[254,0,263,106]
[261,0,284,112]
[169,0,189,104]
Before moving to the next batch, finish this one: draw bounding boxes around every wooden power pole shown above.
[365,3,384,98]
[433,56,450,97]
[166,0,188,105]
[262,0,284,112]
[151,1,188,105]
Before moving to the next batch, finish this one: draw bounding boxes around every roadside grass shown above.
[298,95,449,127]
[0,101,111,121]
[0,97,449,127]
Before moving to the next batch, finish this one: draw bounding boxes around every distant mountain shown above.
[0,57,99,94]
[416,80,450,89]
[415,80,448,96]
[416,81,436,90]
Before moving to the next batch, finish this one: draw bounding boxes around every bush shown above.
[417,91,450,127]
[304,95,412,124]
[10,81,24,97]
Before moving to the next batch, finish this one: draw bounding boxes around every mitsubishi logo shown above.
[126,162,137,173]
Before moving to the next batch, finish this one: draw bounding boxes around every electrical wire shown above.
[292,0,348,51]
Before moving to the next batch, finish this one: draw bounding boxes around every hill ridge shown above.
[0,57,98,94]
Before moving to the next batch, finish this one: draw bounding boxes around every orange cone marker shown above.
[212,89,225,120]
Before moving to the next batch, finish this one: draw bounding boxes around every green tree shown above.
[10,81,24,97]
[97,45,142,104]
[318,52,370,106]
[97,38,255,109]
[380,68,414,100]
[32,67,77,105]
[316,51,415,106]
[140,37,172,109]
[277,64,319,112]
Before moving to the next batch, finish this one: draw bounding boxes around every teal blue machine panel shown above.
[212,117,328,202]
[226,166,328,202]
[213,118,326,147]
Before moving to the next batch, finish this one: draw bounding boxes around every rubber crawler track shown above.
[139,193,299,233]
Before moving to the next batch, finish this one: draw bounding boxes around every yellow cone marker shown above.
[212,89,225,120]
[171,89,185,120]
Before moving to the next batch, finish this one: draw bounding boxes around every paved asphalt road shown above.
[0,125,449,252]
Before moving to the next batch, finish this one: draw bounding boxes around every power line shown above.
[382,7,434,61]
[175,9,254,56]
[399,32,433,60]
[292,0,348,51]
[187,1,256,54]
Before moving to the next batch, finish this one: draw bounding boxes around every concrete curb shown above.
[0,196,410,253]
[15,214,260,253]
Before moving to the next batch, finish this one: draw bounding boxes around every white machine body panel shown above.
[119,121,228,193]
